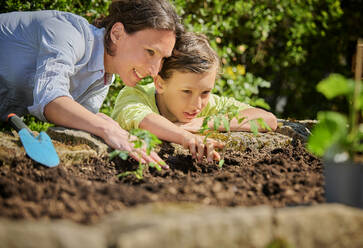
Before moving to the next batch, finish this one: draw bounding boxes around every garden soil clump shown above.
[0,140,324,224]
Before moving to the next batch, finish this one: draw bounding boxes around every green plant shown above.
[109,128,163,180]
[0,115,53,132]
[199,105,271,168]
[307,74,363,162]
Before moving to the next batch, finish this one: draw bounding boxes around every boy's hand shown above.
[175,118,205,133]
[182,132,224,163]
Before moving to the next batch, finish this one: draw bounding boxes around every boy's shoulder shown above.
[121,83,155,93]
[119,83,156,99]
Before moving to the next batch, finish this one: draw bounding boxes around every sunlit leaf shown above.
[307,111,348,156]
[317,74,354,99]
[218,159,225,168]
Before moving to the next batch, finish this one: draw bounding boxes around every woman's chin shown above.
[123,79,138,87]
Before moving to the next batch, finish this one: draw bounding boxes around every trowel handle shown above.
[7,113,32,133]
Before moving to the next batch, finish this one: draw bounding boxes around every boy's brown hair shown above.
[159,32,220,80]
[94,0,184,56]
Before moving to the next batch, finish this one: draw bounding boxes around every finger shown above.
[206,142,215,163]
[213,150,221,161]
[138,149,167,170]
[207,138,224,149]
[139,149,153,164]
[149,151,169,169]
[197,140,205,162]
[214,140,225,149]
[129,150,146,164]
[189,141,197,159]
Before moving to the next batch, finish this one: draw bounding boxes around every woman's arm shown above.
[44,96,166,167]
[139,113,223,163]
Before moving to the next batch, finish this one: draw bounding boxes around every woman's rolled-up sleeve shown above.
[28,16,85,121]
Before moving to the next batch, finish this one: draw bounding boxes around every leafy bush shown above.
[172,0,346,118]
[0,0,109,23]
[2,0,362,120]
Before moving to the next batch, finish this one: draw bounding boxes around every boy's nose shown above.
[191,96,202,110]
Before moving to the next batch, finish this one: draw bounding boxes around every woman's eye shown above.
[146,49,155,56]
[202,91,211,96]
[182,90,191,94]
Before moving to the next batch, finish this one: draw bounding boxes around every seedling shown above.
[200,105,271,168]
[109,128,163,180]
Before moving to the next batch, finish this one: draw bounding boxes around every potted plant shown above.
[307,39,363,208]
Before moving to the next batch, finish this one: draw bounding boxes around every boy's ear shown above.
[110,22,125,43]
[154,75,166,94]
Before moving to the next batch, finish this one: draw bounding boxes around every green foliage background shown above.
[1,0,363,122]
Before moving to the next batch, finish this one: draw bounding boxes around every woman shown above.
[0,0,183,166]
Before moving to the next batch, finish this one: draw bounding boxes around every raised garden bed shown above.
[0,124,324,224]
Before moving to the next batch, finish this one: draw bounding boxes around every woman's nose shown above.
[149,59,162,77]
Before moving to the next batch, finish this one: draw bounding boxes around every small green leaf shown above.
[249,120,259,135]
[118,151,129,160]
[109,150,129,160]
[109,150,121,160]
[222,116,230,132]
[134,172,143,180]
[317,74,354,99]
[253,98,271,110]
[218,159,225,168]
[213,115,221,130]
[238,116,246,124]
[257,118,271,131]
[117,171,133,178]
[149,162,162,171]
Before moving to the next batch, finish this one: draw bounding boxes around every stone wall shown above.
[0,203,362,248]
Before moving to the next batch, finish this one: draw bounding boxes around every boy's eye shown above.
[202,91,211,96]
[182,90,192,94]
[146,49,155,56]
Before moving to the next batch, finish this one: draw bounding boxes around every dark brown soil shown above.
[0,140,324,224]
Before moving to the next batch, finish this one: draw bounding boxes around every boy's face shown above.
[155,69,217,123]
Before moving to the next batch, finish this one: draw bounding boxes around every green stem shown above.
[349,39,363,159]
[219,130,231,166]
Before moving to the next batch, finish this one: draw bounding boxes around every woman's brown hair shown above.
[159,32,220,80]
[94,0,184,55]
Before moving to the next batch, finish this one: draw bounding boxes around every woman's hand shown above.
[97,113,168,169]
[181,131,224,163]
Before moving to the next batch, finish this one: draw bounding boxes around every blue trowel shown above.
[7,113,60,167]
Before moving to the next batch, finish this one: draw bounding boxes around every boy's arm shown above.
[230,107,278,132]
[177,107,277,133]
[140,113,223,162]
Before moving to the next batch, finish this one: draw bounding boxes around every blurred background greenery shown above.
[1,0,362,124]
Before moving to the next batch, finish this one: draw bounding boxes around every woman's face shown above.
[104,23,176,87]
[155,69,217,123]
